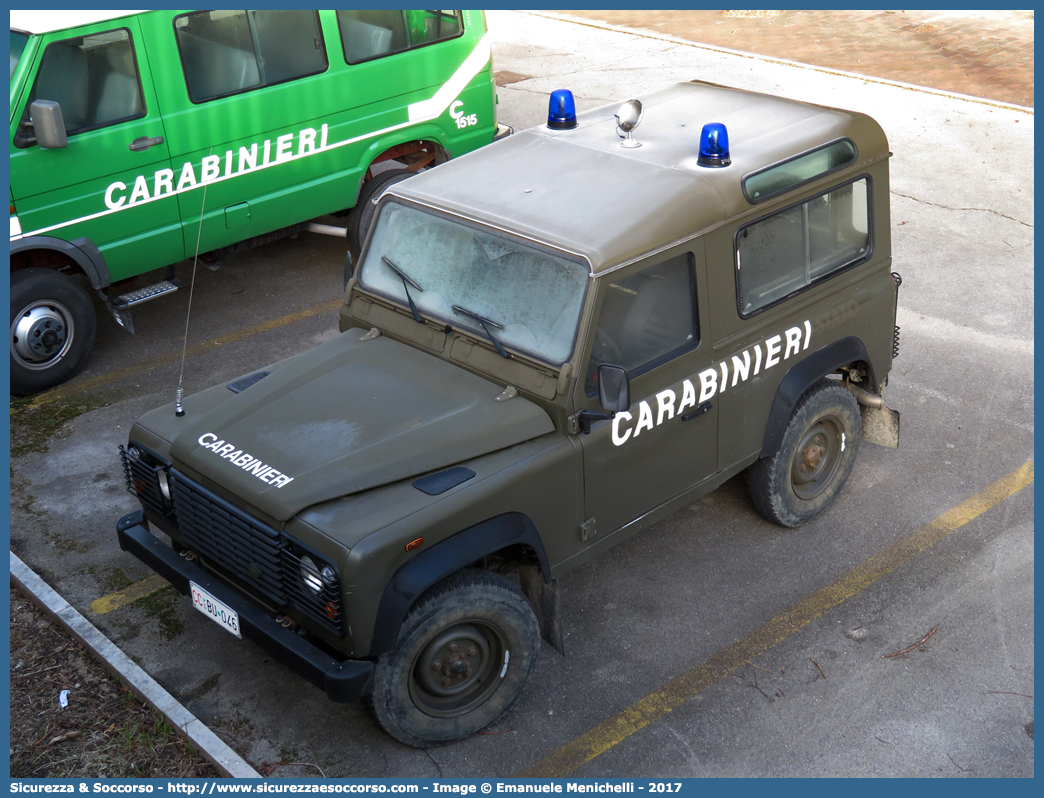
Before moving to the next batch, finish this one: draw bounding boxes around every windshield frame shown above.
[357,197,592,368]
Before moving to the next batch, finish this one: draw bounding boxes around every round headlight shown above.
[299,555,323,594]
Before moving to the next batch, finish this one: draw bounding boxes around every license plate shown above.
[190,581,242,638]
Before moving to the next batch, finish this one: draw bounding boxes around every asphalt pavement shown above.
[9,10,1034,779]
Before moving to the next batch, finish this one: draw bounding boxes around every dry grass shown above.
[9,587,221,779]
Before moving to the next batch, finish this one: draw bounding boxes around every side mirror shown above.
[598,363,630,413]
[343,251,354,291]
[30,100,68,149]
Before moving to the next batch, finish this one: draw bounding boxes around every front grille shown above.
[171,470,286,604]
[119,442,344,635]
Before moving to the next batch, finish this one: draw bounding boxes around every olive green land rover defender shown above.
[116,82,901,747]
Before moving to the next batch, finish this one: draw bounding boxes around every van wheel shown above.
[749,379,861,528]
[367,569,540,748]
[347,168,417,252]
[10,268,97,396]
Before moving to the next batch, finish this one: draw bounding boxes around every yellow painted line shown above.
[522,461,1034,778]
[91,573,171,615]
[17,299,342,412]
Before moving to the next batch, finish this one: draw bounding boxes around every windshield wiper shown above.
[452,305,512,359]
[382,255,425,324]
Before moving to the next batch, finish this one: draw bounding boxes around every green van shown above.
[9,9,503,394]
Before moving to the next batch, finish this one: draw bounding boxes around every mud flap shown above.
[99,291,135,334]
[518,564,565,655]
[861,402,900,448]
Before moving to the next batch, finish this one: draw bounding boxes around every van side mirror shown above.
[29,100,68,149]
[598,363,630,413]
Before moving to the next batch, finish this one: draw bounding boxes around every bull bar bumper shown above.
[116,511,374,703]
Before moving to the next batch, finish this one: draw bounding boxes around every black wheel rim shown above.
[409,620,508,718]
[790,417,844,500]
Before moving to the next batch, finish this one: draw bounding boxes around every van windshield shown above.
[10,30,29,82]
[358,201,589,365]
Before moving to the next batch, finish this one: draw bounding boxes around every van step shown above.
[112,279,182,309]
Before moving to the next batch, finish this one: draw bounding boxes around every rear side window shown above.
[28,29,143,135]
[736,178,871,316]
[743,139,857,204]
[337,10,463,64]
[586,254,699,395]
[175,10,326,103]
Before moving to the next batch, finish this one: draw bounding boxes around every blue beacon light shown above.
[697,122,731,167]
[547,89,577,130]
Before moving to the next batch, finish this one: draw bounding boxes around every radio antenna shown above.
[175,152,212,417]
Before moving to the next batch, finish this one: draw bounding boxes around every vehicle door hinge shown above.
[566,414,580,435]
[580,517,597,542]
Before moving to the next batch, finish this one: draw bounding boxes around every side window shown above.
[337,10,463,64]
[585,254,699,396]
[175,10,326,103]
[737,178,871,316]
[404,10,463,46]
[29,29,143,136]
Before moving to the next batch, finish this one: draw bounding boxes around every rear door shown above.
[9,16,179,282]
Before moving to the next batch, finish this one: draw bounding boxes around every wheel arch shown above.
[10,236,111,290]
[761,336,875,458]
[352,125,452,204]
[369,513,550,656]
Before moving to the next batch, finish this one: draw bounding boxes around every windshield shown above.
[10,30,29,82]
[358,201,589,365]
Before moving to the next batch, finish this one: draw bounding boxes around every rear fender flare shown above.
[761,336,875,457]
[369,513,550,655]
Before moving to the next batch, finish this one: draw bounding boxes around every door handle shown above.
[681,401,712,421]
[129,136,164,152]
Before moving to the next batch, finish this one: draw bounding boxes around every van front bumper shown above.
[116,511,374,703]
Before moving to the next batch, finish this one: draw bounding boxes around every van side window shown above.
[585,254,699,396]
[337,10,464,64]
[175,10,326,103]
[736,178,871,316]
[29,29,143,135]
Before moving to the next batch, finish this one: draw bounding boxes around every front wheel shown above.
[10,268,97,395]
[749,379,862,528]
[347,168,417,252]
[367,569,540,748]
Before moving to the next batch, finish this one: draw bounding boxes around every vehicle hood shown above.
[163,333,554,522]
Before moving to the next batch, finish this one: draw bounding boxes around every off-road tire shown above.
[10,268,97,396]
[366,568,541,748]
[749,379,862,528]
[347,168,416,252]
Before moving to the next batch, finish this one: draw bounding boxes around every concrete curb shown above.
[10,551,262,779]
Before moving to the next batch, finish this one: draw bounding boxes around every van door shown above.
[575,247,719,543]
[9,18,179,282]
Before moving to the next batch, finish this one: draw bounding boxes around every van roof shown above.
[10,10,146,36]
[390,81,890,275]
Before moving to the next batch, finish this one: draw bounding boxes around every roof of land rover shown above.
[389,81,889,274]
[11,11,146,36]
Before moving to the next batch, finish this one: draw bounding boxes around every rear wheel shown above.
[347,168,417,252]
[749,379,861,527]
[367,569,540,748]
[10,268,96,395]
